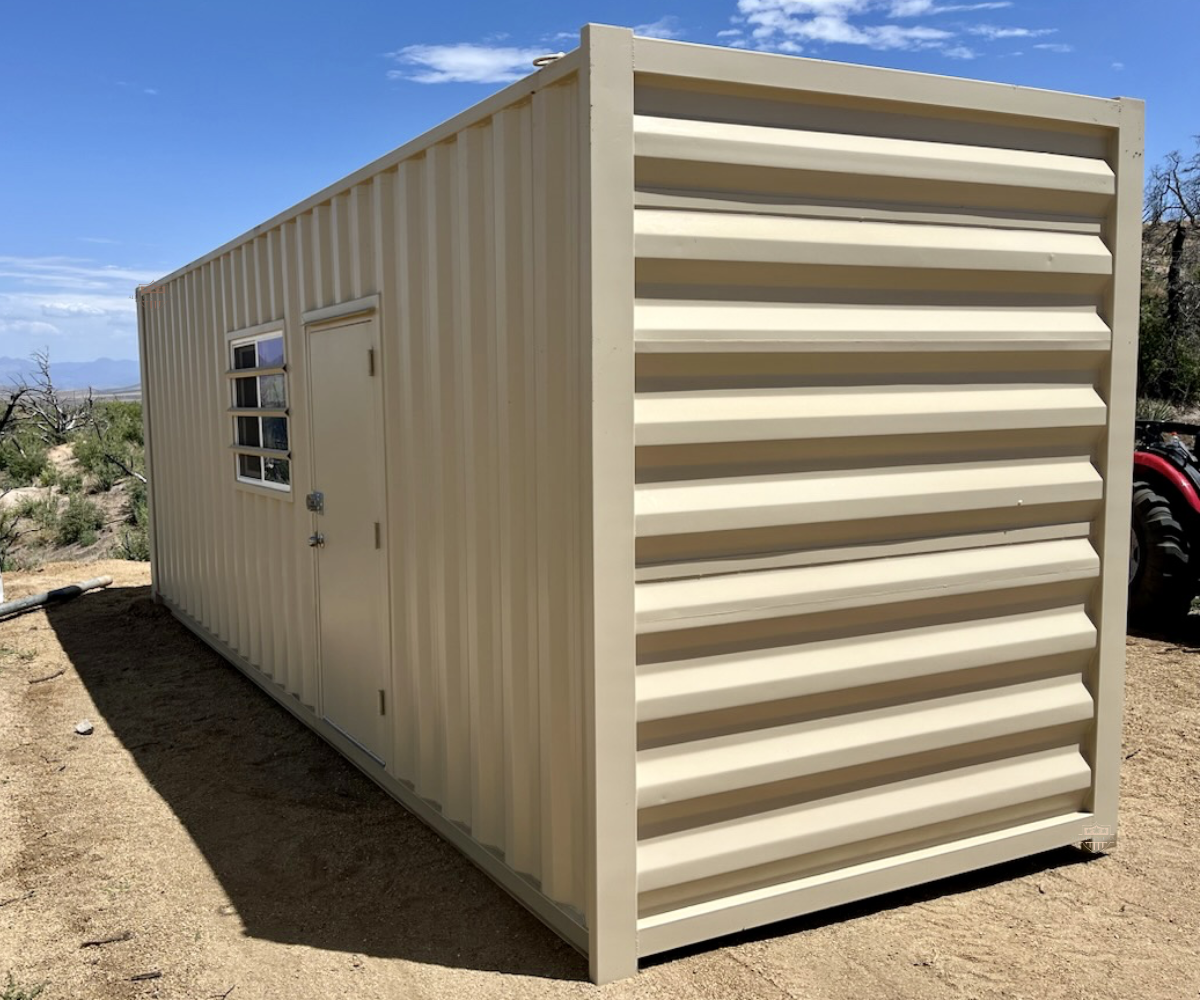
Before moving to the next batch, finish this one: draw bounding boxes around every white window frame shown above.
[227,327,291,494]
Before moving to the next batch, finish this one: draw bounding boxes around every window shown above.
[229,331,290,491]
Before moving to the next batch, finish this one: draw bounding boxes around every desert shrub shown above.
[55,493,103,547]
[72,401,143,484]
[115,478,150,561]
[14,494,59,532]
[1135,398,1181,421]
[1139,254,1200,406]
[0,428,48,487]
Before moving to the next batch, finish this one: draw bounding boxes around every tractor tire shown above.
[1129,480,1194,627]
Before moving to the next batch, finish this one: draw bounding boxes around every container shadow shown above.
[44,585,587,981]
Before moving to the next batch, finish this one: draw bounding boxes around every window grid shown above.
[229,331,290,492]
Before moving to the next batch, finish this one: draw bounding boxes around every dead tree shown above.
[17,349,88,443]
[1145,143,1200,340]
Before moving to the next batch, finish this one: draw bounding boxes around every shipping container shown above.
[136,24,1143,984]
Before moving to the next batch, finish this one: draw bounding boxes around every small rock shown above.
[75,720,94,736]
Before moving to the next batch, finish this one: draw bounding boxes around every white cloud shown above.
[0,256,159,362]
[386,43,548,84]
[143,87,158,95]
[0,319,61,338]
[41,301,108,317]
[889,0,1011,15]
[78,236,120,245]
[1111,61,1124,70]
[717,28,745,37]
[968,24,1054,39]
[634,16,685,39]
[1033,42,1072,52]
[736,0,999,55]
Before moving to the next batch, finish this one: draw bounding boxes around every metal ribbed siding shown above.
[139,64,590,925]
[628,43,1138,955]
[138,27,1141,984]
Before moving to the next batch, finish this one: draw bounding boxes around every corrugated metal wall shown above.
[139,63,591,921]
[627,51,1134,948]
[140,29,1141,981]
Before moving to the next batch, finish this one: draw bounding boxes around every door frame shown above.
[301,294,392,759]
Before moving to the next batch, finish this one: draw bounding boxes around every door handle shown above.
[308,532,325,548]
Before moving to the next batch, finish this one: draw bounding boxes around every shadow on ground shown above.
[44,584,586,981]
[46,584,1099,982]
[1128,615,1200,647]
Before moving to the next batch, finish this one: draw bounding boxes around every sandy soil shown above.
[1,560,1197,1000]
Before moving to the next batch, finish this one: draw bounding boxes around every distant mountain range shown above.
[0,356,140,391]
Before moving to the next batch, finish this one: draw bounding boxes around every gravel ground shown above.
[1,560,1197,1000]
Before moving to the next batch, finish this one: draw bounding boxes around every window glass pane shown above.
[261,416,288,451]
[234,376,258,408]
[264,457,290,486]
[233,343,257,370]
[236,416,261,447]
[257,335,284,368]
[237,454,262,480]
[259,373,286,408]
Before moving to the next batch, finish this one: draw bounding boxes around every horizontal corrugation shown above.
[634,301,1112,353]
[635,537,1098,633]
[635,456,1101,537]
[634,116,1115,197]
[637,675,1092,808]
[637,746,1090,892]
[635,210,1113,276]
[636,605,1096,722]
[635,384,1105,446]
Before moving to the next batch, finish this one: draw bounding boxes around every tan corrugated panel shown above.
[627,34,1138,965]
[137,59,591,934]
[137,27,1141,984]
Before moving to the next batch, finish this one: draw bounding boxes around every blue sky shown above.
[1,0,1195,364]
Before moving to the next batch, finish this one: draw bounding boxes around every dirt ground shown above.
[1,561,1197,1000]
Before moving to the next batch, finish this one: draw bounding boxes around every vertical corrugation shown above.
[391,162,424,787]
[421,145,451,805]
[372,168,410,783]
[454,128,482,835]
[562,81,587,912]
[439,137,473,825]
[291,211,319,709]
[168,274,189,616]
[265,228,289,693]
[532,79,584,908]
[182,270,206,627]
[493,102,541,878]
[459,122,505,850]
[203,261,229,650]
[141,70,591,924]
[354,181,375,302]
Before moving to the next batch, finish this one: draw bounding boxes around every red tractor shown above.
[1130,420,1200,626]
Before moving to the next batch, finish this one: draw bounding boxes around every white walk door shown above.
[307,316,389,764]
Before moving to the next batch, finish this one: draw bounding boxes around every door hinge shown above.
[368,347,376,376]
[378,689,386,715]
[374,521,381,549]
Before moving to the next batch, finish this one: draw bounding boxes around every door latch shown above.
[306,491,325,513]
[308,532,325,548]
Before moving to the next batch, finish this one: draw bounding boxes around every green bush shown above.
[1136,397,1181,421]
[0,429,48,487]
[72,401,143,486]
[115,478,150,561]
[1138,262,1200,406]
[56,493,103,547]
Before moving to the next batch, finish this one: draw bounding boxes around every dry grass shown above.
[0,561,1196,999]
